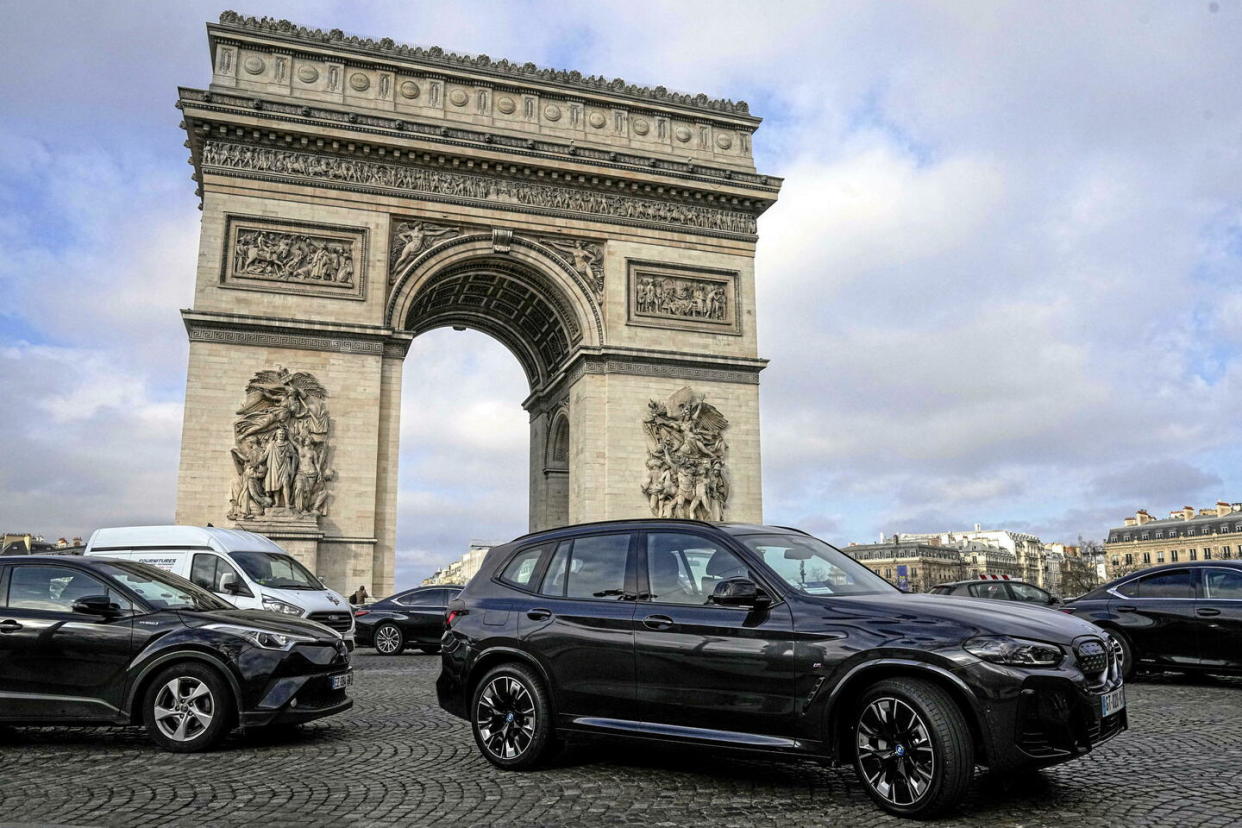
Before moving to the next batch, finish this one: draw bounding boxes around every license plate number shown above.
[330,672,352,690]
[1099,686,1125,717]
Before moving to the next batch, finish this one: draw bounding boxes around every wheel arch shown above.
[821,659,988,766]
[466,646,555,709]
[125,650,245,726]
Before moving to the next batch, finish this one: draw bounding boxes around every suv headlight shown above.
[964,635,1063,667]
[262,595,305,616]
[203,623,317,651]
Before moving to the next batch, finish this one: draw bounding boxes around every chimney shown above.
[1219,502,1232,517]
[1135,510,1152,525]
[72,536,82,546]
[1124,517,1137,527]
[1182,506,1195,521]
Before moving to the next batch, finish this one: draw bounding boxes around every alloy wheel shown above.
[856,696,936,807]
[475,676,537,760]
[152,676,215,743]
[375,625,401,654]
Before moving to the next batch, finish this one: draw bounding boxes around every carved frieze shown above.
[389,220,463,285]
[627,260,740,335]
[200,141,757,237]
[536,236,604,296]
[229,367,333,522]
[222,216,367,300]
[641,387,730,521]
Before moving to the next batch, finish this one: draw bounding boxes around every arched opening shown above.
[542,409,570,528]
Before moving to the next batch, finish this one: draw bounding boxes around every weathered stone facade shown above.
[174,14,780,596]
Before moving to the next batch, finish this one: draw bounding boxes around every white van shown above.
[84,525,354,647]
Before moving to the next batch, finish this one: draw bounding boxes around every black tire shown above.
[851,677,974,819]
[419,644,441,655]
[1110,631,1136,680]
[143,662,233,753]
[470,662,557,770]
[373,623,405,655]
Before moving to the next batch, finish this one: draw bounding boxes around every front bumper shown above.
[242,667,354,727]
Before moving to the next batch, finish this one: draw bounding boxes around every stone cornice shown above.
[213,11,757,121]
[182,309,413,358]
[178,87,781,195]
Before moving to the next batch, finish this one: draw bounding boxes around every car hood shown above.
[178,608,341,640]
[260,586,350,613]
[801,591,1103,645]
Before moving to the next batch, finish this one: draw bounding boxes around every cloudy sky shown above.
[2,1,1241,587]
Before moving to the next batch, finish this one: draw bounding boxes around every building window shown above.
[1125,554,1133,565]
[1154,531,1163,538]
[1141,532,1150,540]
[1206,549,1215,559]
[1222,546,1230,557]
[1190,549,1198,561]
[1112,556,1120,567]
[1171,550,1180,562]
[1156,551,1164,563]
[1143,552,1152,564]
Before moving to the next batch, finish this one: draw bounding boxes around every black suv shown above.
[438,520,1127,818]
[0,556,352,752]
[929,578,1061,606]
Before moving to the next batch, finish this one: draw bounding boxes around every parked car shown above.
[0,555,353,751]
[1060,560,1242,679]
[355,585,464,655]
[438,519,1126,819]
[930,577,1061,606]
[84,526,355,648]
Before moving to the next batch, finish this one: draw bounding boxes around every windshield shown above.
[229,550,322,590]
[96,561,232,612]
[737,534,897,597]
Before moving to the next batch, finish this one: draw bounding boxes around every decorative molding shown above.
[200,140,757,237]
[183,311,395,356]
[216,11,753,117]
[627,259,740,335]
[221,215,367,300]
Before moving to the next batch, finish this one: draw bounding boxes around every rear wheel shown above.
[1110,632,1135,680]
[852,678,974,818]
[471,663,556,770]
[374,623,405,655]
[143,663,232,753]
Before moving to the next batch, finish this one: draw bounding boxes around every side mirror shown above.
[218,572,241,595]
[709,577,771,609]
[72,595,120,617]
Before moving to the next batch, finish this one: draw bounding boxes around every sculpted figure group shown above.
[233,229,355,287]
[228,367,334,521]
[641,387,730,522]
[635,275,728,321]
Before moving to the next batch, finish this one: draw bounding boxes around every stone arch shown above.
[386,232,604,386]
[541,404,570,527]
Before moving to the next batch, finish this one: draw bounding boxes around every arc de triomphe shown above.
[173,12,781,595]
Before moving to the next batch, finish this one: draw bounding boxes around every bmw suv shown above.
[438,520,1127,818]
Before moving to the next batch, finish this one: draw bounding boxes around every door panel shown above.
[518,534,638,719]
[0,564,134,720]
[1111,569,1200,667]
[1198,567,1242,670]
[633,532,798,736]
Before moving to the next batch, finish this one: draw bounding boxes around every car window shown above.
[538,541,572,596]
[500,545,548,590]
[969,582,1010,600]
[645,532,750,606]
[6,565,130,613]
[229,550,321,590]
[563,534,631,600]
[928,585,951,595]
[402,590,442,607]
[1009,583,1051,603]
[190,553,251,596]
[739,534,894,596]
[1124,569,1194,599]
[1205,568,1242,599]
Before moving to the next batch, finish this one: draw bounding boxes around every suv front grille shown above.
[1074,638,1108,676]
[308,611,353,633]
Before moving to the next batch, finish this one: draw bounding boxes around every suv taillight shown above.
[354,610,369,617]
[446,609,465,627]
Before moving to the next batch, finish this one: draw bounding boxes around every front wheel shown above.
[852,678,974,818]
[144,663,232,753]
[373,623,405,655]
[1110,632,1135,680]
[470,663,557,770]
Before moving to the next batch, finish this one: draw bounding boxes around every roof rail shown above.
[507,517,722,545]
[771,525,811,536]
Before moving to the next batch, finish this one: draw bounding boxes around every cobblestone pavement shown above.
[1,654,1240,827]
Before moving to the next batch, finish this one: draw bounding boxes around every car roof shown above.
[88,525,285,554]
[1101,559,1242,588]
[507,518,809,546]
[933,579,1036,588]
[0,555,107,568]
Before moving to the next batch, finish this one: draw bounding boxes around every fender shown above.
[467,643,556,702]
[123,648,246,724]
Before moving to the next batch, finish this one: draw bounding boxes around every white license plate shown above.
[330,672,352,690]
[1099,686,1125,717]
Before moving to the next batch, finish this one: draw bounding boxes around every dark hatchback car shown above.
[1061,560,1242,679]
[0,556,352,752]
[930,578,1061,606]
[355,585,464,655]
[438,520,1127,818]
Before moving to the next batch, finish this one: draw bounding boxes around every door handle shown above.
[643,614,674,631]
[1197,607,1222,617]
[0,619,22,633]
[1116,606,1137,613]
[526,608,552,621]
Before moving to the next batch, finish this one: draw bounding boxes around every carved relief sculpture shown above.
[223,217,366,300]
[539,236,604,295]
[228,367,333,521]
[388,220,462,284]
[642,387,730,521]
[628,261,740,334]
